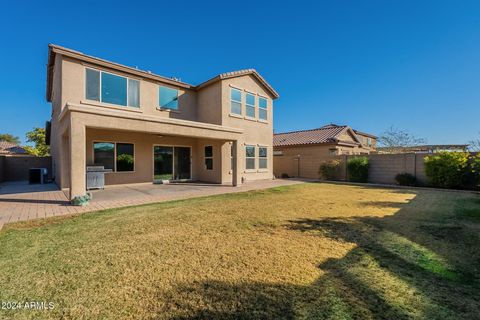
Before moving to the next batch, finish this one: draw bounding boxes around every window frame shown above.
[204,145,213,170]
[92,141,135,173]
[116,142,135,172]
[85,67,140,108]
[158,85,180,110]
[258,96,268,121]
[230,88,242,115]
[245,145,256,170]
[258,146,268,169]
[245,92,256,118]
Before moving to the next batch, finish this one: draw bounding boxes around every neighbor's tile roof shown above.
[274,125,349,147]
[0,141,27,154]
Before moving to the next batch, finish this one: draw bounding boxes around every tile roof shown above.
[0,141,27,155]
[274,124,354,147]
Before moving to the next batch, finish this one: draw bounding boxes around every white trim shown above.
[244,116,257,122]
[229,113,243,119]
[229,84,243,90]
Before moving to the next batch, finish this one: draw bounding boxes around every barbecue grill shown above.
[86,166,112,190]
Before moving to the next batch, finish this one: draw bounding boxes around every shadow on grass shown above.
[162,190,480,319]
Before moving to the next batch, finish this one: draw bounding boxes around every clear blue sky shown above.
[1,0,479,145]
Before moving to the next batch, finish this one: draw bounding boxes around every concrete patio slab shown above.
[0,179,306,230]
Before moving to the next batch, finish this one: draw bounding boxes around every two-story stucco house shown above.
[45,45,278,200]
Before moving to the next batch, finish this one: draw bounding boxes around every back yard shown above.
[0,183,479,319]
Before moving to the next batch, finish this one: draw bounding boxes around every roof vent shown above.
[171,77,181,82]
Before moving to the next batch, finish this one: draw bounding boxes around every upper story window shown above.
[230,88,242,115]
[246,93,255,118]
[159,86,179,110]
[85,68,139,108]
[367,137,372,147]
[259,97,267,120]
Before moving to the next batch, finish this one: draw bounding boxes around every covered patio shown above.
[0,179,303,229]
[55,103,247,200]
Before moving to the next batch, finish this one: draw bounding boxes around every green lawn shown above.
[0,183,479,319]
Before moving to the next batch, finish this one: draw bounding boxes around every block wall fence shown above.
[274,153,434,184]
[0,156,52,183]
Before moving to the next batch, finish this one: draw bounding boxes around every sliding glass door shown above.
[153,146,191,182]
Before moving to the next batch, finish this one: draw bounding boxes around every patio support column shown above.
[232,140,242,186]
[69,120,86,200]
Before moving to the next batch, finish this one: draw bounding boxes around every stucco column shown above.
[232,139,243,186]
[69,119,86,200]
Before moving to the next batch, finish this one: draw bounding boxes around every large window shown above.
[230,88,242,115]
[245,145,255,170]
[246,93,255,118]
[159,86,179,110]
[204,146,213,170]
[93,142,134,172]
[259,146,267,169]
[259,97,268,120]
[93,142,115,170]
[116,143,134,172]
[86,68,139,108]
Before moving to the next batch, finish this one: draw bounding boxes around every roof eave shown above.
[196,70,279,99]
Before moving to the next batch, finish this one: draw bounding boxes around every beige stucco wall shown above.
[220,75,275,181]
[85,129,228,185]
[60,57,199,122]
[50,54,276,197]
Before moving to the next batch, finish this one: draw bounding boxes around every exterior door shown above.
[154,146,173,181]
[174,147,191,180]
[153,146,191,182]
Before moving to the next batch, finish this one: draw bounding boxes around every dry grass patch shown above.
[0,183,479,319]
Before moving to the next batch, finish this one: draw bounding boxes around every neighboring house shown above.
[45,44,278,200]
[376,144,469,154]
[273,124,376,178]
[0,140,27,155]
[274,124,376,156]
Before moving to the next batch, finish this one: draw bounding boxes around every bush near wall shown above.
[347,157,369,183]
[424,152,470,189]
[472,154,480,187]
[318,160,340,180]
[395,173,417,186]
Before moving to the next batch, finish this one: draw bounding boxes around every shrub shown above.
[347,157,369,183]
[472,154,480,186]
[424,152,469,189]
[319,160,340,180]
[395,173,417,186]
[117,154,134,171]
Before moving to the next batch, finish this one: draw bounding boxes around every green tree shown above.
[24,127,50,157]
[0,133,20,144]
